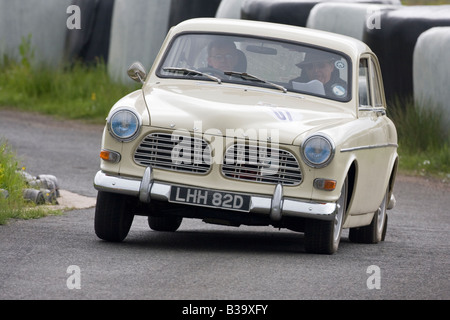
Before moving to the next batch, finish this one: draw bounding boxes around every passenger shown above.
[291,51,347,98]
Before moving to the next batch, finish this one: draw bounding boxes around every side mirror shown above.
[127,62,147,83]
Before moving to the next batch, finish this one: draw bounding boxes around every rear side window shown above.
[370,59,384,108]
[359,59,372,107]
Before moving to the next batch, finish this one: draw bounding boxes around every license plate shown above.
[169,186,251,212]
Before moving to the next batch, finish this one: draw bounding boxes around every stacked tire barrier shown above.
[306,2,400,41]
[21,172,60,205]
[240,0,401,28]
[215,0,246,19]
[1,0,449,116]
[21,171,60,205]
[363,5,450,105]
[64,0,115,65]
[168,0,221,28]
[413,27,450,131]
[0,0,72,68]
[108,0,222,83]
[107,0,171,83]
[0,0,225,81]
[241,0,317,27]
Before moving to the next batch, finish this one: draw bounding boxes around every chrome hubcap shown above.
[333,188,345,243]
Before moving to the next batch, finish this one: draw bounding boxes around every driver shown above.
[207,39,240,72]
[291,51,347,98]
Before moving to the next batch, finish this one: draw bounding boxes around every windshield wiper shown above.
[163,67,222,84]
[224,71,287,93]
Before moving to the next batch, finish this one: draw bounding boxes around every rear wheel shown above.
[349,187,388,244]
[94,191,135,242]
[305,177,348,254]
[148,215,183,232]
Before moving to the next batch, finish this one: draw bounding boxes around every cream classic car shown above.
[93,18,398,254]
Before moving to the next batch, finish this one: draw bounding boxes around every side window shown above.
[359,59,372,107]
[370,59,384,108]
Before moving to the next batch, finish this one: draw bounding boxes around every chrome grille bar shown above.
[134,134,302,185]
[222,144,302,186]
[134,133,211,174]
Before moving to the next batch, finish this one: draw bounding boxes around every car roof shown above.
[169,18,371,59]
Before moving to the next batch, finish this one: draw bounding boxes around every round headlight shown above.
[301,134,335,168]
[108,109,141,142]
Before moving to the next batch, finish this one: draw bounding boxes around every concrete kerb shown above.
[45,189,96,211]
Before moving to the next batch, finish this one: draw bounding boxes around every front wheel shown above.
[349,187,388,244]
[305,177,348,254]
[94,191,135,242]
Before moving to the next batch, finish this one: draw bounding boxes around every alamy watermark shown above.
[66,265,81,289]
[366,265,381,290]
[66,5,81,30]
[65,5,382,31]
[65,265,381,290]
[366,7,382,30]
[167,121,282,176]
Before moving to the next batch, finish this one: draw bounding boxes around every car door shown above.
[350,54,391,215]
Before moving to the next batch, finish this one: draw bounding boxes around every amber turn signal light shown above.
[100,149,121,163]
[313,178,337,191]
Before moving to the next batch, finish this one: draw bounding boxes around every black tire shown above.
[349,187,388,244]
[305,177,348,254]
[148,215,183,232]
[94,191,135,242]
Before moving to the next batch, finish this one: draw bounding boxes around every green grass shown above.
[402,0,450,5]
[1,1,447,224]
[0,140,62,225]
[393,0,450,180]
[388,98,450,181]
[0,59,138,123]
[0,35,448,185]
[0,36,139,123]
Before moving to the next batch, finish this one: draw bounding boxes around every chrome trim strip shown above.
[359,107,386,115]
[94,171,140,196]
[340,143,398,153]
[93,170,336,221]
[250,197,271,214]
[270,183,283,221]
[282,199,337,220]
[139,166,153,203]
[387,194,396,210]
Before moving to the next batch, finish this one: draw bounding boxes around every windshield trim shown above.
[155,31,352,103]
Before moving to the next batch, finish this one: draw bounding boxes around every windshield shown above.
[157,33,351,102]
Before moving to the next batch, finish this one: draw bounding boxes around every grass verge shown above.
[0,140,62,225]
[402,0,450,5]
[0,36,138,123]
[0,37,448,182]
[388,98,450,181]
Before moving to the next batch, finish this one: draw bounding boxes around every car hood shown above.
[143,82,354,145]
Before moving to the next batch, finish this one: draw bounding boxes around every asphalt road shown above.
[0,108,449,302]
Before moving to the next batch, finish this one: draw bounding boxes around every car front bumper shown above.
[93,167,338,222]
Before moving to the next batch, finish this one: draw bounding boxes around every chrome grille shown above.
[134,133,211,174]
[222,144,302,186]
